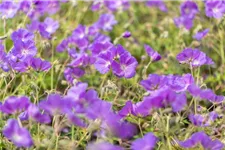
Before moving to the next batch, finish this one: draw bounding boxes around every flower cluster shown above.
[174,1,199,30]
[0,0,225,149]
[0,29,51,73]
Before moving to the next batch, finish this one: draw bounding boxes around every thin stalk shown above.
[142,59,152,79]
[220,30,224,66]
[51,41,54,91]
[166,115,172,150]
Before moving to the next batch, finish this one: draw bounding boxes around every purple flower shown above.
[11,29,34,43]
[56,39,69,52]
[91,1,102,11]
[39,94,70,116]
[188,84,224,103]
[70,25,89,50]
[90,41,113,56]
[27,104,51,124]
[146,0,168,12]
[3,119,33,148]
[112,53,138,78]
[193,29,209,41]
[39,17,59,39]
[0,96,30,114]
[174,1,198,30]
[140,73,194,93]
[144,44,161,62]
[87,142,124,150]
[26,20,41,32]
[104,0,130,12]
[12,40,37,60]
[205,0,225,18]
[118,100,135,117]
[11,56,33,72]
[31,57,51,72]
[176,48,214,67]
[179,131,224,150]
[174,15,194,30]
[64,67,85,84]
[0,1,18,19]
[122,31,131,38]
[135,88,187,116]
[95,13,117,31]
[180,1,199,19]
[94,51,113,74]
[140,74,167,92]
[166,73,194,92]
[0,43,10,72]
[131,132,158,150]
[66,82,88,101]
[189,111,219,127]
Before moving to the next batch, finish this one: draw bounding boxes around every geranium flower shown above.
[3,119,33,148]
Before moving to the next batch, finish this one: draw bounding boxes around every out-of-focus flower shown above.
[189,111,219,126]
[122,31,131,38]
[94,51,113,74]
[205,0,225,18]
[146,0,168,12]
[27,20,41,32]
[178,131,224,150]
[104,0,130,12]
[27,104,51,124]
[188,84,224,103]
[193,29,209,41]
[12,40,37,60]
[174,1,199,30]
[131,132,158,150]
[140,73,194,93]
[111,53,138,78]
[0,43,10,72]
[87,141,124,150]
[3,119,33,148]
[176,48,214,67]
[144,44,161,62]
[31,57,51,72]
[0,96,30,115]
[90,41,113,56]
[95,13,117,31]
[180,1,199,19]
[64,67,85,84]
[39,17,59,39]
[140,74,167,92]
[0,1,18,19]
[11,29,34,43]
[39,94,70,116]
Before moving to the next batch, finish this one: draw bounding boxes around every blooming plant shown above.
[0,0,225,149]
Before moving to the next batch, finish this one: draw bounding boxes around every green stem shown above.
[220,30,224,66]
[51,41,54,91]
[142,59,152,79]
[55,135,59,150]
[71,126,75,141]
[166,115,172,150]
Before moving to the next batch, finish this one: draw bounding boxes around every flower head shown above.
[3,119,33,148]
[95,13,117,31]
[193,29,209,41]
[176,48,214,67]
[146,0,168,12]
[131,132,158,150]
[144,44,161,62]
[0,1,18,19]
[0,96,30,114]
[179,131,224,150]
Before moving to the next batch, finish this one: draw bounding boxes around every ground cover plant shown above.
[0,0,225,149]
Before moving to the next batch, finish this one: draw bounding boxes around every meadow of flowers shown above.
[0,0,225,149]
